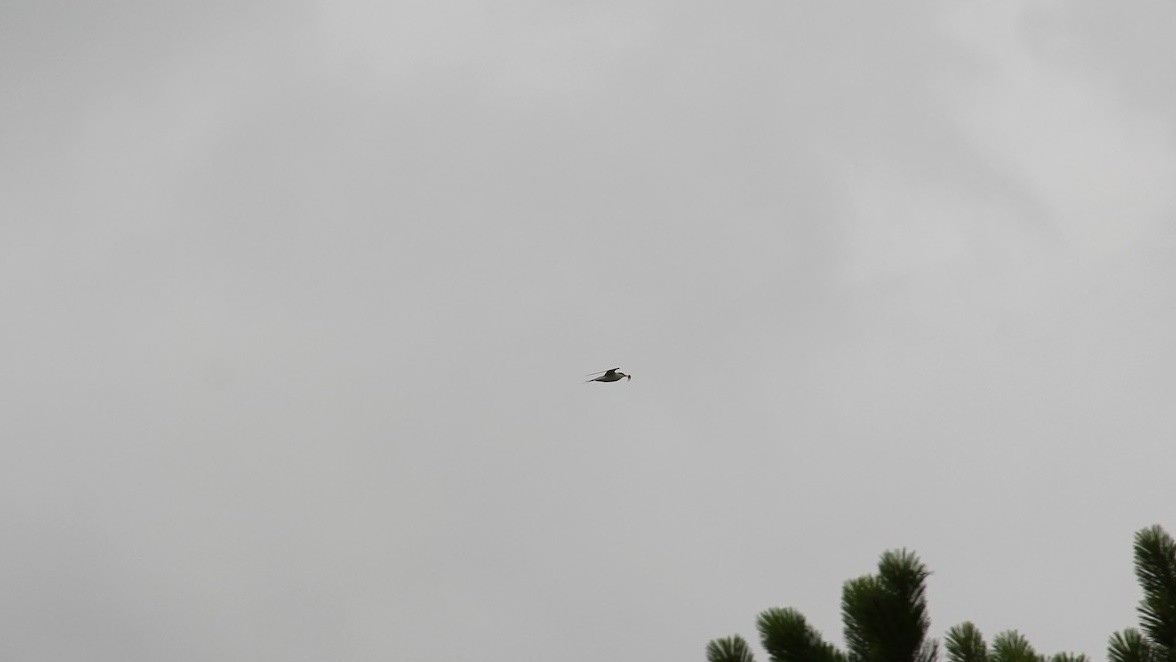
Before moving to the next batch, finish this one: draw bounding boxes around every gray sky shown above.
[3,1,1175,660]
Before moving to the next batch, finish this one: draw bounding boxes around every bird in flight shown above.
[586,368,631,383]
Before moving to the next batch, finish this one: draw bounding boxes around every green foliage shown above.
[842,576,885,661]
[1109,629,1160,662]
[945,622,988,662]
[1133,526,1176,660]
[945,624,1084,662]
[756,607,844,662]
[989,631,1040,662]
[706,526,1176,662]
[708,635,757,662]
[841,549,936,662]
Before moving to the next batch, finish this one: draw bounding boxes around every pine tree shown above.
[707,549,932,662]
[706,525,1173,662]
[1108,526,1176,662]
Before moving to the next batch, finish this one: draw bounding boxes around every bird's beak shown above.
[626,374,632,381]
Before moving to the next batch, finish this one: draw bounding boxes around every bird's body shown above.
[586,368,631,383]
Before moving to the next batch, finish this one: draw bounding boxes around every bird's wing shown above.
[585,368,619,376]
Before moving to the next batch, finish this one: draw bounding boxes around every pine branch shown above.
[1133,526,1176,659]
[1109,629,1161,662]
[756,607,845,662]
[842,550,935,662]
[707,635,756,662]
[945,622,988,662]
[990,630,1042,662]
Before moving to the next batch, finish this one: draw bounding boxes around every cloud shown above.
[2,2,1175,660]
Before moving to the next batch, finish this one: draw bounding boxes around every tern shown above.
[586,368,631,383]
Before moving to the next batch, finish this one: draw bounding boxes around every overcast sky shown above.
[3,1,1175,660]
